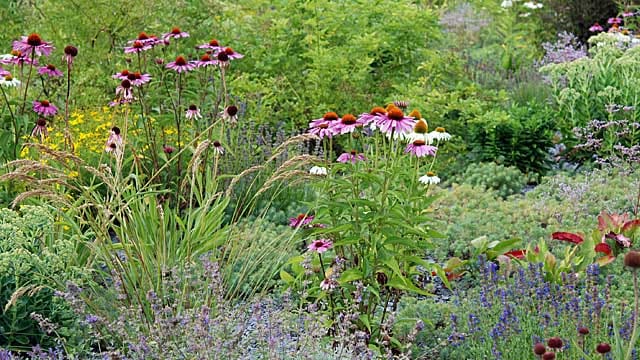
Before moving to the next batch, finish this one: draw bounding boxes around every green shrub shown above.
[449,162,527,198]
[430,168,640,261]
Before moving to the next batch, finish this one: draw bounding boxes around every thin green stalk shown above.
[19,49,35,114]
[625,270,639,360]
[0,86,18,159]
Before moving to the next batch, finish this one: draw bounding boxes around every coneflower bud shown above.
[533,343,546,355]
[596,343,611,354]
[624,251,640,269]
[393,100,409,110]
[578,327,589,335]
[64,45,78,57]
[542,352,555,360]
[547,337,563,349]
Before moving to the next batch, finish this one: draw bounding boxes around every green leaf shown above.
[339,268,364,283]
[280,270,295,284]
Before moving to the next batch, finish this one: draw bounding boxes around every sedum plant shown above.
[449,161,527,198]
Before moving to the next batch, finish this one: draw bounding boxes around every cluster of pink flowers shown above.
[308,104,450,164]
[589,12,638,33]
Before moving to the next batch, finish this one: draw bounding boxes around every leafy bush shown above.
[431,168,640,261]
[448,162,527,198]
[0,206,87,351]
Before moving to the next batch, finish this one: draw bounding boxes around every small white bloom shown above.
[501,0,513,8]
[419,172,440,185]
[0,76,20,87]
[429,128,452,142]
[523,1,543,9]
[309,166,327,176]
[406,132,434,144]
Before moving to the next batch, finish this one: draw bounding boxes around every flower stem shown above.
[19,49,35,115]
[0,86,18,159]
[625,269,639,360]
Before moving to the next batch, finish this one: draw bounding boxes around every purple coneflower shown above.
[216,52,230,68]
[308,239,332,253]
[332,113,362,134]
[357,106,387,128]
[222,47,243,60]
[309,112,339,139]
[33,100,58,117]
[376,106,415,135]
[38,64,63,77]
[63,45,78,66]
[124,40,152,54]
[126,72,151,86]
[116,79,133,100]
[222,105,239,123]
[290,214,314,228]
[623,11,635,17]
[163,145,175,154]
[608,17,622,25]
[163,27,190,40]
[105,127,123,153]
[212,140,225,155]
[128,32,158,46]
[197,39,223,52]
[405,139,437,157]
[1,50,38,66]
[113,69,130,80]
[196,53,218,68]
[185,104,202,120]
[13,33,54,57]
[406,112,432,144]
[166,55,196,73]
[589,23,604,32]
[31,118,48,139]
[337,150,366,164]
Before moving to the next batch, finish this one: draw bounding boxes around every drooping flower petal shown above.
[551,232,584,244]
[595,242,612,256]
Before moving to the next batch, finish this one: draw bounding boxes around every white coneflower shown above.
[429,127,452,142]
[419,171,440,185]
[309,166,328,176]
[0,74,21,87]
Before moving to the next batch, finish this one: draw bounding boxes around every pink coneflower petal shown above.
[126,71,152,86]
[185,104,202,120]
[331,113,364,134]
[212,140,225,155]
[12,33,54,57]
[163,27,190,40]
[32,100,58,117]
[197,39,223,52]
[196,53,218,68]
[38,64,63,77]
[308,239,333,253]
[589,23,604,32]
[404,140,437,157]
[376,107,415,135]
[166,55,196,73]
[31,118,48,139]
[357,106,387,128]
[337,150,366,164]
[222,47,243,60]
[105,126,123,153]
[124,40,152,54]
[309,112,339,139]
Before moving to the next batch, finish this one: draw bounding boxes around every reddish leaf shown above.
[504,249,526,259]
[595,242,612,256]
[623,219,640,232]
[551,232,584,244]
[596,255,616,266]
